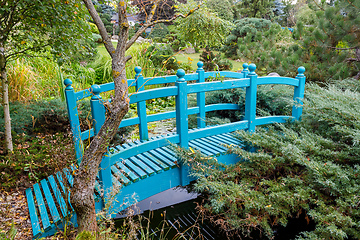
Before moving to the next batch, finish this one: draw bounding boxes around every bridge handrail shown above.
[64,62,306,164]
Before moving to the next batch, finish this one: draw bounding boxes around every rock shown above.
[267,72,281,77]
[184,47,195,54]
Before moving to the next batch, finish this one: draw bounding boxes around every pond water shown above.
[114,186,317,240]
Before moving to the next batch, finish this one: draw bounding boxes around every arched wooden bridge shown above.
[25,62,306,239]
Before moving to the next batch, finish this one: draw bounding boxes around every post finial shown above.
[248,63,256,75]
[91,84,101,97]
[197,61,204,70]
[297,66,305,76]
[242,63,249,70]
[64,79,73,89]
[135,66,142,74]
[176,69,186,82]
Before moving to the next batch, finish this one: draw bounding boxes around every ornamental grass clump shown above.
[178,80,360,239]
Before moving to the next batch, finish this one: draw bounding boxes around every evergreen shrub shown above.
[178,80,360,239]
[145,44,180,74]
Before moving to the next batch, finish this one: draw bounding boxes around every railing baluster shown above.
[176,69,189,186]
[135,66,148,140]
[241,63,249,78]
[90,84,111,199]
[292,66,306,120]
[90,84,106,135]
[244,64,257,132]
[64,79,83,164]
[196,61,206,128]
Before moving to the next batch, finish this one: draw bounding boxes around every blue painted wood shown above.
[196,62,206,128]
[64,79,83,164]
[48,175,68,217]
[40,179,61,224]
[255,116,293,126]
[111,165,131,185]
[33,183,51,231]
[244,64,257,132]
[204,103,241,112]
[99,155,112,196]
[203,71,246,79]
[187,78,250,94]
[90,84,106,135]
[292,67,306,120]
[129,86,178,104]
[257,76,299,86]
[176,69,189,186]
[241,63,249,78]
[25,188,42,238]
[135,67,149,141]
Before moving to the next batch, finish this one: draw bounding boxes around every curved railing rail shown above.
[64,62,306,167]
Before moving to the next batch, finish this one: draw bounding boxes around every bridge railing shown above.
[64,62,305,167]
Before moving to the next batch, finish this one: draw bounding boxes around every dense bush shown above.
[199,47,233,71]
[222,18,272,58]
[145,43,180,74]
[148,23,169,40]
[178,80,360,239]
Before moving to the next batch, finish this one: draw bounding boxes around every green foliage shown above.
[233,0,275,18]
[295,4,317,26]
[205,84,293,121]
[149,23,170,40]
[224,1,360,82]
[205,0,234,21]
[145,44,179,74]
[175,0,234,47]
[0,0,94,65]
[179,80,360,239]
[199,47,233,71]
[222,18,273,58]
[0,222,17,240]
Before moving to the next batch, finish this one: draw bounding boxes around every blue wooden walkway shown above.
[25,62,306,239]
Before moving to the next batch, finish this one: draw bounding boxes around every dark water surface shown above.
[115,187,316,240]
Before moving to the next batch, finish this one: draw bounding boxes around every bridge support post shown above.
[64,79,83,164]
[244,64,257,132]
[292,67,306,120]
[135,66,148,140]
[176,69,190,186]
[90,85,112,204]
[241,63,249,78]
[196,62,206,128]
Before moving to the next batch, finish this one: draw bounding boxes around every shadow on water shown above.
[114,186,316,240]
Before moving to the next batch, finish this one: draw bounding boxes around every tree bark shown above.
[0,45,13,153]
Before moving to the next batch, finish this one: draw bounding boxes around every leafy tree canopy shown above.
[233,0,275,19]
[0,0,93,65]
[205,0,234,22]
[175,0,234,47]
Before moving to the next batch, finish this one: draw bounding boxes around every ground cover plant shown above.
[177,80,360,239]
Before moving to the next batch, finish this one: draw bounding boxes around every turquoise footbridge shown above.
[25,62,306,239]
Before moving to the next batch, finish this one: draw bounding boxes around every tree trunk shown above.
[0,45,13,153]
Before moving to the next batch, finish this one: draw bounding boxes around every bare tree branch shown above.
[82,0,115,58]
[126,3,201,50]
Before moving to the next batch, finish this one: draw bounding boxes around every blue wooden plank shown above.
[116,161,140,182]
[25,188,42,238]
[206,135,238,148]
[221,133,242,144]
[129,156,155,176]
[201,136,229,151]
[193,138,227,154]
[40,179,61,224]
[204,71,245,79]
[187,79,250,94]
[142,151,171,170]
[129,87,178,104]
[63,168,74,187]
[33,183,51,231]
[111,165,131,186]
[48,175,68,217]
[204,103,241,112]
[147,149,177,168]
[255,116,292,126]
[190,139,222,155]
[214,134,241,145]
[56,172,74,212]
[257,76,299,86]
[188,142,213,156]
[136,154,162,173]
[122,159,148,179]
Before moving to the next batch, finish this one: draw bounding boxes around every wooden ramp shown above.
[26,132,241,239]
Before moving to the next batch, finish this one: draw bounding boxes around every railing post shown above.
[196,61,206,128]
[244,64,257,132]
[241,63,249,78]
[90,84,106,135]
[292,66,306,120]
[135,66,148,140]
[90,84,112,195]
[64,79,83,164]
[176,69,189,186]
